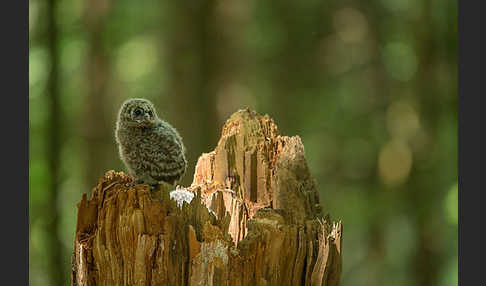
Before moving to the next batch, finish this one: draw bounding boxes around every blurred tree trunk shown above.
[262,1,327,134]
[163,0,220,186]
[72,110,342,286]
[81,0,115,187]
[408,2,449,285]
[46,0,64,284]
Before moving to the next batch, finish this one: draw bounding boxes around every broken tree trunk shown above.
[72,109,342,286]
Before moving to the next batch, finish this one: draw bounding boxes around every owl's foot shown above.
[149,184,159,191]
[129,180,159,192]
[130,179,154,190]
[130,179,144,187]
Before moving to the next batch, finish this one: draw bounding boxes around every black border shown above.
[1,0,29,284]
[459,1,484,285]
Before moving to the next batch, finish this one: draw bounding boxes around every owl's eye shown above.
[148,110,153,116]
[134,109,142,116]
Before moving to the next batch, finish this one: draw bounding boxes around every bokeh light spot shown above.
[333,8,368,44]
[29,47,49,92]
[116,36,159,82]
[378,140,413,186]
[60,40,85,73]
[382,42,418,82]
[386,100,420,140]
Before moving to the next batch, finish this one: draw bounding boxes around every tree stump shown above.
[71,109,342,286]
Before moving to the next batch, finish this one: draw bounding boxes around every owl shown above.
[115,98,187,188]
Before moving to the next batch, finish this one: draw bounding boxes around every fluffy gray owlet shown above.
[115,98,187,187]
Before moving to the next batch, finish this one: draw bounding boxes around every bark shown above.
[72,109,342,286]
[163,0,220,186]
[81,0,115,187]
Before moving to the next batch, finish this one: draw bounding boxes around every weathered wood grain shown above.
[72,109,342,286]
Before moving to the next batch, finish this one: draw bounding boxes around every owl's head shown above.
[118,98,158,127]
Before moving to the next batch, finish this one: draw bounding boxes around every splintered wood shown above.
[72,109,342,286]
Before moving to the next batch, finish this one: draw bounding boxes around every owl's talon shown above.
[131,179,142,186]
[149,184,159,191]
[128,181,137,187]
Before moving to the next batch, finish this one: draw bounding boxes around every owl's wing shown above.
[144,127,187,183]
